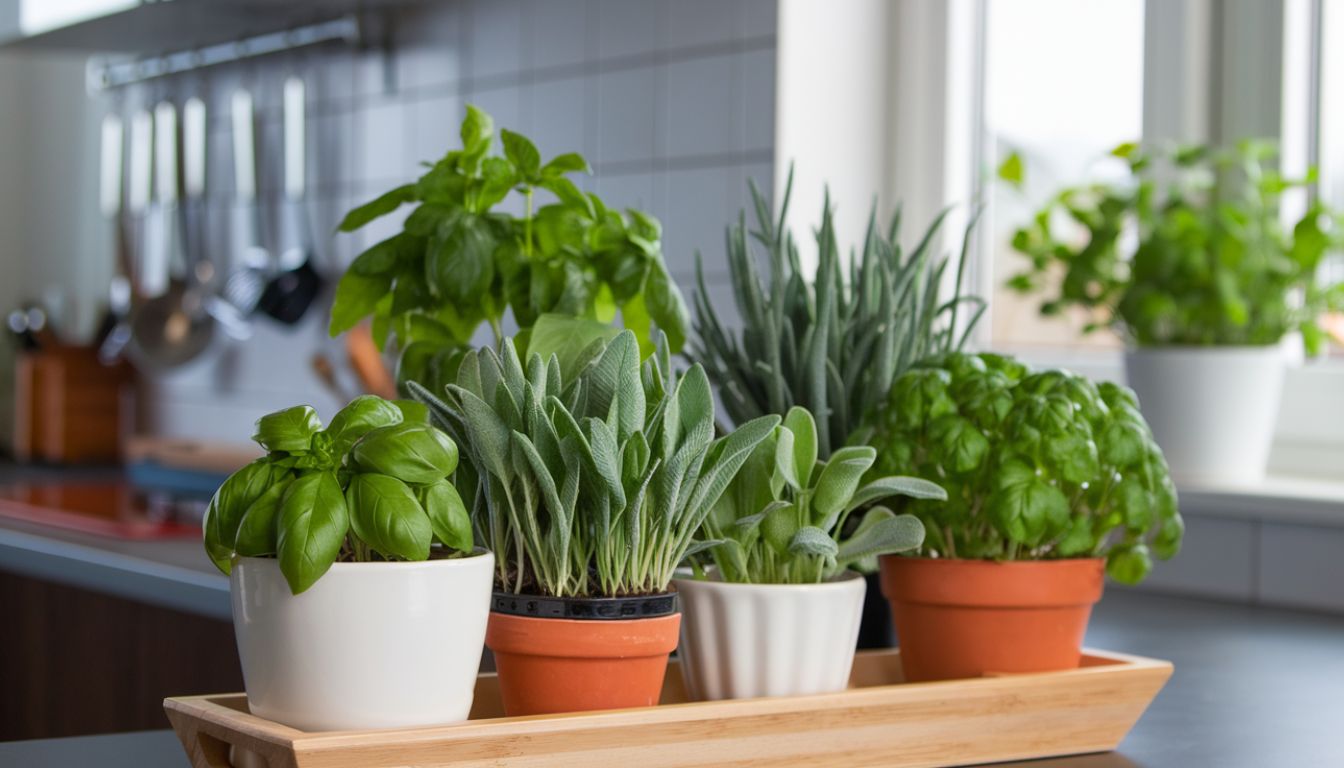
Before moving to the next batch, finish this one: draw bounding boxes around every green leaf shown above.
[338,184,416,232]
[788,526,839,559]
[501,128,541,181]
[811,446,877,529]
[233,480,292,556]
[782,407,819,488]
[419,480,474,552]
[394,398,431,424]
[349,234,408,275]
[276,472,349,594]
[760,502,799,554]
[525,313,619,382]
[542,152,591,177]
[202,458,281,573]
[997,151,1025,189]
[1107,543,1153,585]
[329,270,392,337]
[930,415,990,474]
[325,395,404,455]
[426,212,496,304]
[988,471,1069,546]
[253,406,323,454]
[644,260,689,353]
[347,473,433,561]
[352,422,458,485]
[460,104,494,155]
[836,509,924,564]
[846,476,947,512]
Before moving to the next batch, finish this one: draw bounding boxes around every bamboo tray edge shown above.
[165,647,1173,768]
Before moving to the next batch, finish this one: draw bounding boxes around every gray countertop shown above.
[2,589,1341,766]
[0,463,229,620]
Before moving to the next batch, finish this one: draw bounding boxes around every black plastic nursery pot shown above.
[484,590,681,717]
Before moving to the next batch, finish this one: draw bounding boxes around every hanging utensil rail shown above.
[86,16,360,92]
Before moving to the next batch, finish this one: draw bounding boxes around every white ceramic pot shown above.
[1124,345,1286,486]
[231,551,493,731]
[674,571,866,701]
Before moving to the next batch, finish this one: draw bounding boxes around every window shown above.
[980,0,1146,351]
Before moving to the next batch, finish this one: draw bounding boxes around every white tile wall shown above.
[595,66,658,165]
[528,0,590,71]
[663,53,739,159]
[132,0,777,441]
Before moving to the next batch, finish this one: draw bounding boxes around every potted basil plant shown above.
[1006,141,1344,484]
[870,353,1184,682]
[410,331,777,716]
[676,406,941,701]
[202,396,491,731]
[331,105,689,395]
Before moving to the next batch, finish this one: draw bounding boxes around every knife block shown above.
[13,345,135,464]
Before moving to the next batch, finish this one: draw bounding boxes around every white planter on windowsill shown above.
[673,570,866,702]
[1124,345,1287,486]
[230,551,494,732]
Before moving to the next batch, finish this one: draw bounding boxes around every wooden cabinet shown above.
[0,569,242,740]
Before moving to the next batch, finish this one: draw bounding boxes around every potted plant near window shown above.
[870,353,1184,681]
[676,406,941,701]
[202,396,492,731]
[411,330,778,716]
[1006,141,1344,485]
[689,171,983,646]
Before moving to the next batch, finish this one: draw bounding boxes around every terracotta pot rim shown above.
[882,556,1104,567]
[486,611,680,659]
[879,555,1105,608]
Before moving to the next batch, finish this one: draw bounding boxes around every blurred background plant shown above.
[1004,141,1344,354]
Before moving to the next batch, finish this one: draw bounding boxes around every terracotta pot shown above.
[485,611,681,716]
[879,556,1104,682]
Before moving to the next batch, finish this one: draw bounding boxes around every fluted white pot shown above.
[674,571,866,701]
[231,552,493,731]
[1124,346,1285,486]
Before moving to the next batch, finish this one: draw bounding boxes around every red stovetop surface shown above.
[0,482,201,540]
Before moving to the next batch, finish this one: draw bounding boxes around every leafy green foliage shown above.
[202,396,474,594]
[694,406,939,584]
[1007,141,1344,354]
[408,330,779,597]
[689,169,985,460]
[871,352,1184,584]
[331,105,690,390]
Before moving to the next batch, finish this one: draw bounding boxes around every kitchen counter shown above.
[0,463,229,621]
[2,589,1340,766]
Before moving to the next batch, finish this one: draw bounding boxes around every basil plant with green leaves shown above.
[693,406,944,584]
[870,353,1184,584]
[1005,140,1344,354]
[202,396,474,595]
[331,105,689,394]
[408,330,780,598]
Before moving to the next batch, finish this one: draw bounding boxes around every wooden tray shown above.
[164,648,1171,768]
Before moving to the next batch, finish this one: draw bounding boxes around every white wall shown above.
[0,49,107,451]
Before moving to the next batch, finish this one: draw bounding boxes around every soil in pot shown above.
[485,592,680,716]
[879,556,1104,682]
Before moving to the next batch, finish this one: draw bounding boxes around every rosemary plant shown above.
[410,331,779,597]
[690,171,985,458]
